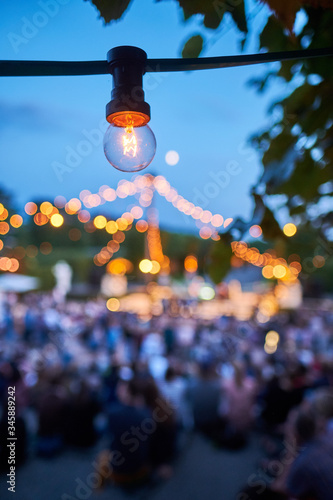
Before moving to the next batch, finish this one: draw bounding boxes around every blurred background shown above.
[0,1,332,499]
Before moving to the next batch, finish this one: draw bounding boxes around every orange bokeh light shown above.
[10,214,23,228]
[0,208,9,221]
[40,201,54,216]
[273,265,287,279]
[78,210,90,223]
[106,221,118,234]
[113,231,125,243]
[40,242,53,255]
[34,213,49,226]
[116,218,128,231]
[262,265,274,279]
[313,255,325,268]
[136,220,148,233]
[94,215,107,229]
[184,255,198,273]
[0,222,10,235]
[25,202,37,215]
[50,213,64,227]
[199,227,212,239]
[69,228,82,241]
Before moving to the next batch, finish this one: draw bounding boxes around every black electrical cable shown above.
[146,47,333,72]
[0,47,332,77]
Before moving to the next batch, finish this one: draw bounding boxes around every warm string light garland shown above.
[231,241,302,282]
[1,173,325,277]
[0,173,232,240]
[1,173,228,274]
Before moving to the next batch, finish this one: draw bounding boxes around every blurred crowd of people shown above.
[0,291,333,499]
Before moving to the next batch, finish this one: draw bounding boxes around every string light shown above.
[104,47,156,172]
[0,173,234,274]
[231,241,301,281]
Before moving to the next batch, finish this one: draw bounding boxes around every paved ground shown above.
[0,433,264,500]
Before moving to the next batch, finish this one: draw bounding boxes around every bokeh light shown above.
[54,195,67,208]
[264,343,277,354]
[139,259,153,273]
[10,214,23,228]
[69,228,82,241]
[262,265,274,279]
[0,222,10,235]
[0,208,9,221]
[106,221,118,234]
[106,298,120,312]
[40,201,54,216]
[94,215,107,229]
[273,265,287,279]
[184,255,198,273]
[265,330,280,347]
[25,202,37,215]
[199,285,215,300]
[249,225,262,238]
[150,260,161,274]
[136,220,148,233]
[50,213,64,227]
[165,150,179,166]
[313,255,325,268]
[40,242,52,255]
[283,223,297,237]
[34,213,49,226]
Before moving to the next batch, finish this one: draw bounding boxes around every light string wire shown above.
[0,47,332,77]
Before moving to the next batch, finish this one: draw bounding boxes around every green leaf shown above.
[87,0,132,23]
[247,72,276,93]
[182,34,204,58]
[260,205,285,240]
[175,0,247,32]
[227,0,247,34]
[260,15,298,52]
[276,152,332,201]
[289,204,306,215]
[260,0,302,35]
[283,82,318,119]
[203,10,224,29]
[262,130,296,167]
[277,60,295,82]
[182,8,193,21]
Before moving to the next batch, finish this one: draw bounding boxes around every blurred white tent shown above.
[0,274,39,292]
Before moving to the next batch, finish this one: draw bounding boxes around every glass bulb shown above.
[104,122,156,173]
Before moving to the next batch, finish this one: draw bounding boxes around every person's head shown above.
[233,361,245,387]
[312,388,333,420]
[116,376,148,407]
[294,409,317,445]
[198,360,215,379]
[165,366,176,382]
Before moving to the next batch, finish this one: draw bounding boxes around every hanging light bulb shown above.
[104,112,156,173]
[104,46,156,173]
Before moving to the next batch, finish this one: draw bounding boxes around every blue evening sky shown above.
[0,0,288,233]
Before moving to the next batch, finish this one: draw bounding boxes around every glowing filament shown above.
[123,126,137,157]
